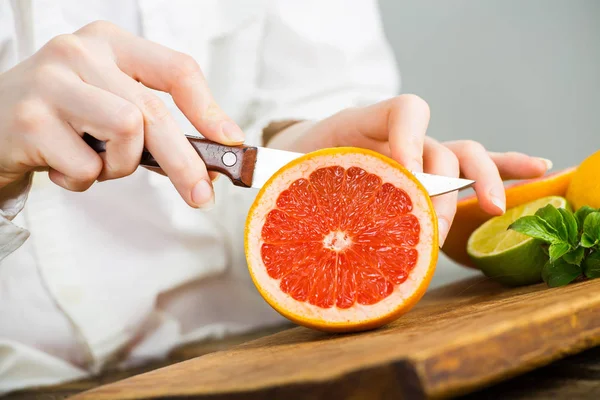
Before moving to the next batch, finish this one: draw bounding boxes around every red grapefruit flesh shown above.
[245,148,438,332]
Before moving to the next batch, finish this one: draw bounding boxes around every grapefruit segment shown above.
[306,253,337,308]
[308,166,346,228]
[365,245,418,285]
[261,241,324,279]
[245,147,438,332]
[335,252,357,309]
[261,209,323,242]
[372,183,413,217]
[340,167,383,230]
[276,179,320,218]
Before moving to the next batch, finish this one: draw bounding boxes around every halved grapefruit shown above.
[443,167,576,268]
[245,148,438,332]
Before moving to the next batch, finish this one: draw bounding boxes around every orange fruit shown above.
[443,167,576,268]
[245,147,438,332]
[566,150,600,210]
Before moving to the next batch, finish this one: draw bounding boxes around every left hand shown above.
[267,95,551,245]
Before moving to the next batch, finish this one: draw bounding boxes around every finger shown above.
[385,95,430,173]
[92,69,214,208]
[423,138,459,246]
[445,140,506,215]
[488,151,551,180]
[143,166,220,183]
[75,22,244,144]
[327,94,430,172]
[53,79,144,181]
[354,139,392,159]
[40,120,103,191]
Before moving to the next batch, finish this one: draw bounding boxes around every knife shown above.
[83,133,473,196]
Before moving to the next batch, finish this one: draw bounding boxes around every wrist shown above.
[263,120,317,152]
[262,120,304,147]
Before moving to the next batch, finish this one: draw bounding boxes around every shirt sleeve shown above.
[0,3,32,263]
[243,0,400,142]
[0,174,32,263]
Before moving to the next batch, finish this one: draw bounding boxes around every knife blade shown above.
[253,145,474,196]
[83,133,474,196]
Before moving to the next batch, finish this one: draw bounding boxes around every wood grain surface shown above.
[70,277,600,400]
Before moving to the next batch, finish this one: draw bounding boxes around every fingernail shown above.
[537,157,553,171]
[437,218,449,247]
[191,179,214,209]
[221,121,245,143]
[489,188,506,214]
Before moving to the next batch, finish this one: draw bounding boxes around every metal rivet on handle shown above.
[222,151,237,167]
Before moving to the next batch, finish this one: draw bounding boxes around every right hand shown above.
[0,21,244,208]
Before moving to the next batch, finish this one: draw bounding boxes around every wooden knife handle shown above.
[82,133,258,188]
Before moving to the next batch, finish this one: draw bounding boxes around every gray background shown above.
[378,0,600,287]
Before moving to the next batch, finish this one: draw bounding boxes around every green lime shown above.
[467,196,568,286]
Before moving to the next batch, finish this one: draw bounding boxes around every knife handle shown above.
[82,133,258,188]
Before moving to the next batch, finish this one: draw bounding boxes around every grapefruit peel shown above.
[245,147,438,332]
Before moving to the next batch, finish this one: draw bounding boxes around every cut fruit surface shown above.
[467,196,567,286]
[245,147,438,332]
[443,167,575,268]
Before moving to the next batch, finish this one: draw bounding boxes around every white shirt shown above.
[0,0,399,394]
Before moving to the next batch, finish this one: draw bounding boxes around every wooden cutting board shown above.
[71,277,600,400]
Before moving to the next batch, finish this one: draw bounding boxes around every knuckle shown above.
[168,157,192,177]
[438,214,454,227]
[439,145,459,167]
[392,94,431,116]
[463,140,486,154]
[104,162,138,180]
[45,34,88,62]
[13,99,49,132]
[120,161,139,177]
[170,53,203,90]
[122,160,140,177]
[115,103,143,137]
[105,152,141,180]
[175,53,202,79]
[75,159,103,185]
[138,93,170,125]
[77,20,118,37]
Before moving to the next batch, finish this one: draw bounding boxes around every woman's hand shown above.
[267,95,552,245]
[0,21,244,208]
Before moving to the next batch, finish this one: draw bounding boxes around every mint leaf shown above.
[582,233,597,248]
[535,205,568,242]
[575,206,596,231]
[542,259,582,287]
[558,208,578,246]
[582,212,600,248]
[564,247,585,265]
[509,215,562,244]
[549,242,571,261]
[583,252,600,278]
